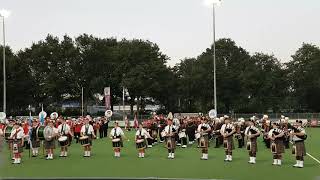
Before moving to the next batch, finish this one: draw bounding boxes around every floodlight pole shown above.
[1,15,6,113]
[212,3,217,114]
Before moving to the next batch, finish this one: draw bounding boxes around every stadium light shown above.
[203,0,222,115]
[0,9,11,114]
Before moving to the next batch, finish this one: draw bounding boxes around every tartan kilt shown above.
[273,139,285,154]
[199,135,209,148]
[45,140,56,149]
[224,136,235,151]
[32,139,41,148]
[294,141,306,157]
[165,136,176,150]
[13,140,23,153]
[136,140,146,149]
[112,140,123,148]
[249,138,258,153]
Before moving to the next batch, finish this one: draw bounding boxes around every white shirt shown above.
[244,126,260,136]
[292,127,306,141]
[57,123,71,135]
[135,128,149,137]
[10,127,25,139]
[197,123,211,132]
[164,125,177,135]
[110,127,124,137]
[220,123,235,134]
[81,124,94,135]
[268,128,283,138]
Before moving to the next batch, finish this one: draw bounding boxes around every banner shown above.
[104,87,111,110]
[310,119,318,127]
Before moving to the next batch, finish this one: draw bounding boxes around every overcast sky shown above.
[1,0,319,66]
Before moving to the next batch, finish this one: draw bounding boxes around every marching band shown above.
[0,111,309,169]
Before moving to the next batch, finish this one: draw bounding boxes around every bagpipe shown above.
[289,126,307,140]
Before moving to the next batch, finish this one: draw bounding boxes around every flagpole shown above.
[81,87,84,117]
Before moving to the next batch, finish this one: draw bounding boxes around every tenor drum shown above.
[112,138,121,142]
[36,126,46,140]
[79,136,89,146]
[136,139,145,149]
[4,126,13,140]
[58,136,68,147]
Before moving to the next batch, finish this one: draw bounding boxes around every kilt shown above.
[294,141,306,157]
[272,139,285,154]
[199,135,209,148]
[31,139,41,148]
[23,140,30,149]
[13,140,23,153]
[248,138,258,153]
[165,136,176,150]
[224,136,234,151]
[45,140,56,149]
[112,140,123,148]
[136,140,146,149]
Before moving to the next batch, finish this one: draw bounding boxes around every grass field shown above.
[0,128,319,180]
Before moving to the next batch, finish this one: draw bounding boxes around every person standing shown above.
[268,122,285,166]
[220,117,236,162]
[103,117,110,138]
[45,121,58,160]
[74,119,82,143]
[163,118,177,159]
[80,118,96,157]
[109,121,126,158]
[57,119,72,157]
[245,119,260,164]
[290,120,307,168]
[10,122,24,164]
[135,123,153,158]
[30,119,40,157]
[197,117,211,160]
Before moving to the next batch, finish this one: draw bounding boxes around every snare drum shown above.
[58,136,68,147]
[112,138,122,148]
[79,136,90,146]
[136,139,146,149]
[36,126,46,140]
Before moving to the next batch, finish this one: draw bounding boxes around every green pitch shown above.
[1,128,319,180]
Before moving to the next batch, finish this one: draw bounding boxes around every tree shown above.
[287,43,320,112]
[0,46,35,115]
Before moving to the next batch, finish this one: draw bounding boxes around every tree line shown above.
[0,34,319,115]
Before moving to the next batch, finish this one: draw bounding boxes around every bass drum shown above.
[4,126,13,140]
[44,126,54,141]
[36,126,46,140]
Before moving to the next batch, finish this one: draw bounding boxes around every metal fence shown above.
[230,113,320,120]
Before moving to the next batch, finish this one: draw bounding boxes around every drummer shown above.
[109,121,126,158]
[45,120,58,160]
[57,118,73,157]
[10,122,24,164]
[135,123,153,158]
[7,119,15,159]
[80,118,96,157]
[30,119,41,157]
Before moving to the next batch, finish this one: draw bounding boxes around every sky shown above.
[1,0,319,66]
